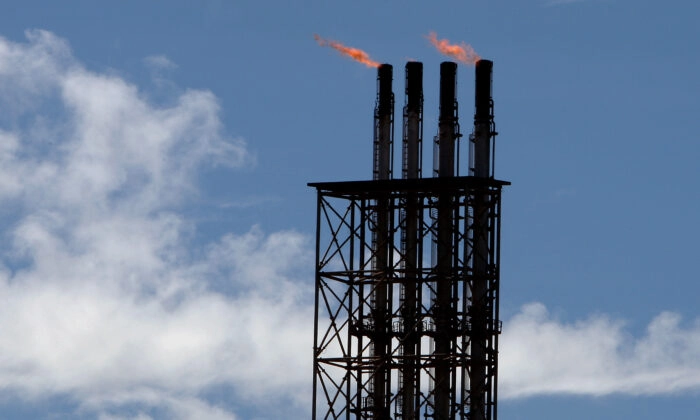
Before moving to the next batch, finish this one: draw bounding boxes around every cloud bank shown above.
[500,303,700,398]
[0,30,311,419]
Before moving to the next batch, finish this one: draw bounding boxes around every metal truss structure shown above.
[310,175,508,420]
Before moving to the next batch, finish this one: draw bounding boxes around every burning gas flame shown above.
[314,34,380,68]
[426,32,480,65]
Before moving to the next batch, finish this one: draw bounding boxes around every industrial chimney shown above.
[374,64,394,181]
[310,59,508,420]
[370,63,394,419]
[398,61,423,419]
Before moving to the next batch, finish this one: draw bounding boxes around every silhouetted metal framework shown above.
[310,175,508,420]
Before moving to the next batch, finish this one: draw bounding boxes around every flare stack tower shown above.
[310,59,509,420]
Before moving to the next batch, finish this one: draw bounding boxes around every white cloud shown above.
[143,55,178,71]
[143,54,179,90]
[500,303,700,398]
[0,30,310,419]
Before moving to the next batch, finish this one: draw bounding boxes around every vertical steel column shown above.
[371,64,394,419]
[312,192,322,420]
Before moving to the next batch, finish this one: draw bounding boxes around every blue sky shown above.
[0,0,697,419]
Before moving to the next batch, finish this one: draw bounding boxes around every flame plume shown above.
[426,32,480,65]
[314,34,380,68]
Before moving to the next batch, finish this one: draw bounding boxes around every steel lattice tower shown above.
[310,60,508,420]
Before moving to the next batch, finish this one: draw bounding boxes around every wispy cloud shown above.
[143,54,178,71]
[501,303,700,398]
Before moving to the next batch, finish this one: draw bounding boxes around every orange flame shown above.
[314,34,380,68]
[426,32,480,65]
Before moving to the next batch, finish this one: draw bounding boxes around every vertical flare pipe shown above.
[470,59,494,420]
[400,61,423,419]
[438,62,458,178]
[403,61,423,179]
[434,61,459,420]
[372,64,393,419]
[374,64,394,181]
[473,60,493,178]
